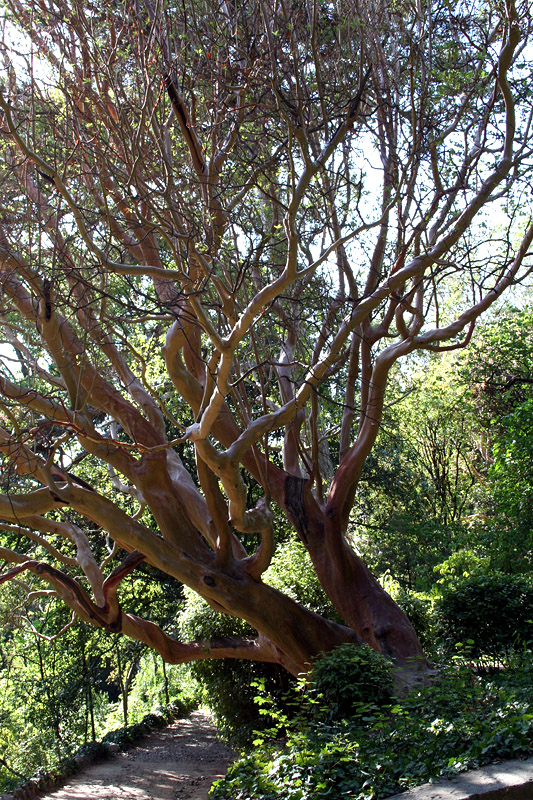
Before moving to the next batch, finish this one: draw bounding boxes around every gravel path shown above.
[36,711,234,800]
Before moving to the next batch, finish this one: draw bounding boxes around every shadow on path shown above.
[37,711,234,800]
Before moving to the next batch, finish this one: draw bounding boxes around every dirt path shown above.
[37,711,234,800]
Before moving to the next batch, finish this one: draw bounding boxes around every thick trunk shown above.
[284,475,426,666]
[116,567,362,676]
[192,565,362,675]
[312,533,425,664]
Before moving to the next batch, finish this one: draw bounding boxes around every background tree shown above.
[0,0,532,676]
[464,306,533,428]
[461,305,533,571]
[352,354,481,589]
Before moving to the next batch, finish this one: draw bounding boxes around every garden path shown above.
[36,711,233,800]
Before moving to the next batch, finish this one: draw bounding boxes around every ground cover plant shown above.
[210,645,533,800]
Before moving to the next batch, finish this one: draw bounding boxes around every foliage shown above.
[0,620,111,787]
[435,573,533,658]
[0,614,192,791]
[210,664,533,800]
[381,580,435,651]
[262,541,341,622]
[351,353,481,591]
[433,550,491,588]
[307,644,394,723]
[104,652,197,728]
[353,312,533,594]
[488,399,533,571]
[1,697,195,797]
[492,650,533,703]
[462,306,533,428]
[356,509,467,592]
[397,358,480,527]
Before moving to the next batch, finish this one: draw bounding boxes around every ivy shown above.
[211,660,533,800]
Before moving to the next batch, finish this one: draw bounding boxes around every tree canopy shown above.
[0,0,532,675]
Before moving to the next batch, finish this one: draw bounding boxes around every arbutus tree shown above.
[0,0,531,677]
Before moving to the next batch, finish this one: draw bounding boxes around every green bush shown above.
[308,644,394,722]
[490,650,533,704]
[436,572,533,657]
[210,663,533,800]
[433,550,490,588]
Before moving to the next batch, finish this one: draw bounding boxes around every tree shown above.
[489,399,533,571]
[459,305,533,570]
[463,305,533,429]
[351,355,480,589]
[0,0,532,676]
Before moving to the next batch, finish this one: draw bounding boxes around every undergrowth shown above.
[210,646,533,800]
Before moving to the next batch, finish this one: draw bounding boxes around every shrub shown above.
[308,644,394,722]
[210,662,533,800]
[435,572,533,657]
[433,550,490,588]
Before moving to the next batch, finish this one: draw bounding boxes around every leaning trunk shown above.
[283,475,426,666]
